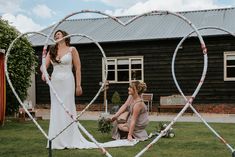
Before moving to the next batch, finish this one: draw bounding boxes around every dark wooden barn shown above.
[29,8,235,113]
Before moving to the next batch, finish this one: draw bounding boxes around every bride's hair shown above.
[49,45,60,63]
[131,81,147,95]
[50,30,70,63]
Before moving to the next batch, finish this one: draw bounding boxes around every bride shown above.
[41,29,93,149]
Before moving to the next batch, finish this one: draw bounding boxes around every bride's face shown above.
[54,31,64,42]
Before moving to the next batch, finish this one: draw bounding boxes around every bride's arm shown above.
[72,47,82,96]
[40,52,51,81]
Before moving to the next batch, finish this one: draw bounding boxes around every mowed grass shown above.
[0,119,235,157]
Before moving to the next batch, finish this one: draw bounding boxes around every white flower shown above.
[148,133,153,138]
[169,132,175,138]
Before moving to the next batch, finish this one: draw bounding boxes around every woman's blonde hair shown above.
[130,81,147,95]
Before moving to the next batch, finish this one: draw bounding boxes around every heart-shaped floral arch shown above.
[6,10,234,157]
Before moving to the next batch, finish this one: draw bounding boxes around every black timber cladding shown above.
[35,35,235,106]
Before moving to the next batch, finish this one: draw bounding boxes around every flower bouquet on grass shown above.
[149,122,175,138]
[97,115,113,134]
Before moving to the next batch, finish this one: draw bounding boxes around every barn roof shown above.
[29,7,235,46]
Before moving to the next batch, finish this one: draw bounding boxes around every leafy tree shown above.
[0,18,38,115]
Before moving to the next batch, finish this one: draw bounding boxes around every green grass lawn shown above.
[0,119,235,157]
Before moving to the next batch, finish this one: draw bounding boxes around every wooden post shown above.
[104,81,109,113]
[104,86,107,112]
[0,49,6,126]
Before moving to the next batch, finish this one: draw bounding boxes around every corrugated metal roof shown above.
[29,7,235,46]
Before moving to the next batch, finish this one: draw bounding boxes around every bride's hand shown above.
[41,74,50,81]
[41,74,46,81]
[76,86,83,96]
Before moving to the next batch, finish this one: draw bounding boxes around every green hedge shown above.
[0,19,38,115]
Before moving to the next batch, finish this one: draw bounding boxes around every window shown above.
[224,52,235,81]
[103,56,144,83]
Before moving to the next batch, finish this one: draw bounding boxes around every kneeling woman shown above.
[111,81,149,141]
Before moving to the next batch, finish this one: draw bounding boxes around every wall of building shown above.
[34,35,235,113]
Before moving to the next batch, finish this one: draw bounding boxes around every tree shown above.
[0,18,38,115]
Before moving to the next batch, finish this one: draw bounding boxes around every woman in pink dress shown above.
[111,81,149,141]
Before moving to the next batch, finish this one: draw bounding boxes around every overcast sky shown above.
[0,0,234,33]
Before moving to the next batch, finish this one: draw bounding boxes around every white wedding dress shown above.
[48,47,138,149]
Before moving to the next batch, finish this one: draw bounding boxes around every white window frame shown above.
[224,51,235,81]
[102,56,144,83]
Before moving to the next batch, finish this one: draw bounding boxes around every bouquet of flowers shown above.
[149,122,175,138]
[97,115,113,134]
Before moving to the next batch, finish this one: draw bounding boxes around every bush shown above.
[0,19,38,115]
[111,91,121,105]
